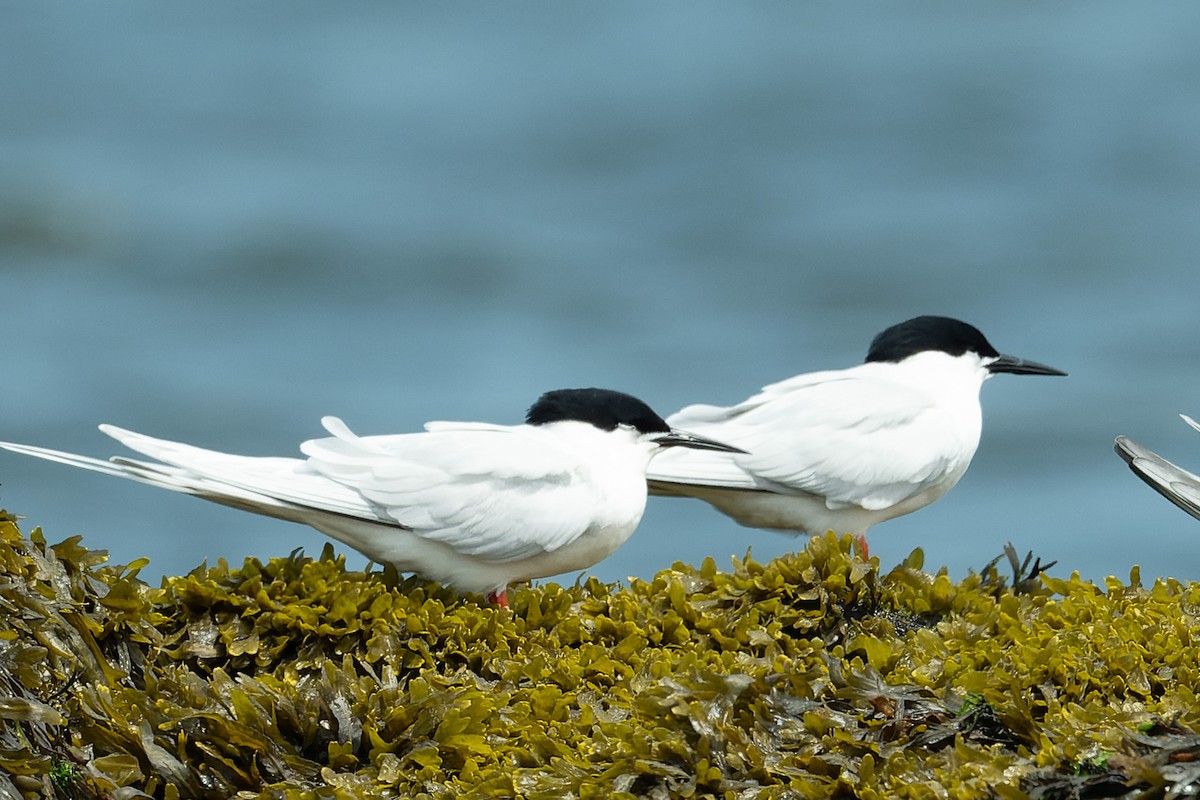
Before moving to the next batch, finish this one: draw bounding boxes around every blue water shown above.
[3,3,1200,586]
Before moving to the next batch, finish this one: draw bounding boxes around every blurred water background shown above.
[2,3,1199,587]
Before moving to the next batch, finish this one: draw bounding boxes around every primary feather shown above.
[1115,414,1200,522]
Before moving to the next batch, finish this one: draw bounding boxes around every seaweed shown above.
[0,505,1198,799]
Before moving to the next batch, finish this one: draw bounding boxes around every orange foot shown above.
[486,588,509,608]
[855,534,870,560]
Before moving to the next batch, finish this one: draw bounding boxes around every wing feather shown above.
[299,419,610,562]
[100,425,381,520]
[650,366,969,511]
[1115,434,1200,521]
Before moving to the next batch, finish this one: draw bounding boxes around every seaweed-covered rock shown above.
[0,506,1198,799]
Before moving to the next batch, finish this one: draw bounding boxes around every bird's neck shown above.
[892,351,990,399]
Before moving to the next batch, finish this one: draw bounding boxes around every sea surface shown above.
[2,3,1200,587]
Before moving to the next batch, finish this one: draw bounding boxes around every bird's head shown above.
[526,388,745,453]
[865,316,1067,379]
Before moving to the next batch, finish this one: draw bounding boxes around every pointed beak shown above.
[653,429,747,454]
[987,354,1067,377]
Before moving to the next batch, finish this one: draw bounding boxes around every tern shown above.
[0,388,742,606]
[647,316,1066,553]
[1115,415,1200,522]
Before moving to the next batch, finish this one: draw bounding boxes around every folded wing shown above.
[2,418,616,565]
[648,370,965,511]
[1115,432,1200,522]
[300,418,610,562]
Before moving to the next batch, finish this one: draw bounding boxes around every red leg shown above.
[486,588,509,608]
[856,534,870,560]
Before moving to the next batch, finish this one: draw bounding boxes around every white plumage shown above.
[0,388,741,603]
[648,316,1066,544]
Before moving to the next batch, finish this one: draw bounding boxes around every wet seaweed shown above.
[0,506,1198,798]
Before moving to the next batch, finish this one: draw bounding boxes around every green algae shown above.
[0,506,1198,799]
